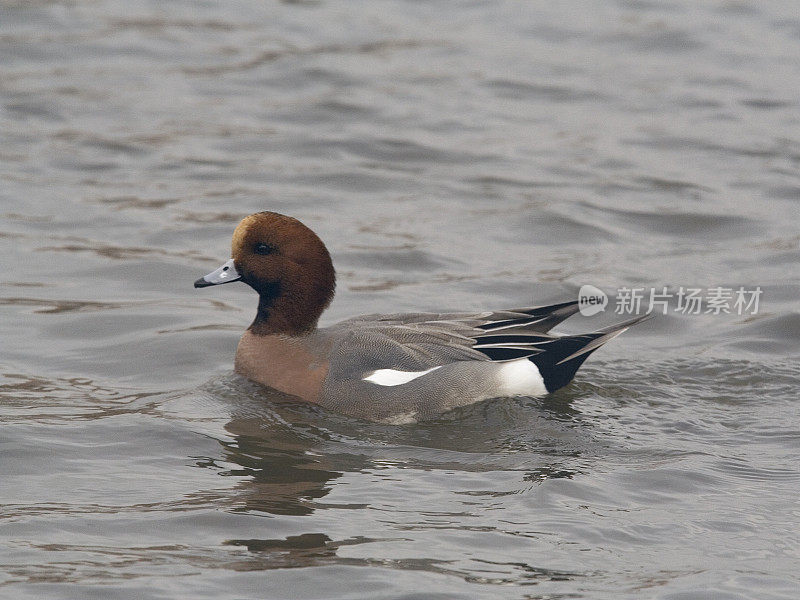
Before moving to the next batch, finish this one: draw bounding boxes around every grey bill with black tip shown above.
[194,258,241,288]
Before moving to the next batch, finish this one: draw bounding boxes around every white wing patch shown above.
[362,366,442,386]
[498,359,548,397]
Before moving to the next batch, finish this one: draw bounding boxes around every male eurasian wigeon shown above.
[195,211,648,423]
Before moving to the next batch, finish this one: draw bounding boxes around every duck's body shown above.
[195,212,647,423]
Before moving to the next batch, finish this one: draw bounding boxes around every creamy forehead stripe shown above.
[231,214,260,255]
[363,366,441,386]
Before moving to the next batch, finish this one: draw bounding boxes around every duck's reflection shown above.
[206,376,592,569]
[223,533,337,566]
[213,389,590,506]
[218,390,347,516]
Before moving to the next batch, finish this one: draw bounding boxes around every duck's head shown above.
[195,211,335,336]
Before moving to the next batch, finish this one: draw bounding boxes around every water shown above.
[1,0,799,598]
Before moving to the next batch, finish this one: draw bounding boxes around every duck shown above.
[195,211,648,424]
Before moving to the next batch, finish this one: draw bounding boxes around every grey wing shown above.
[317,321,497,422]
[323,321,489,381]
[323,300,581,379]
[331,300,580,337]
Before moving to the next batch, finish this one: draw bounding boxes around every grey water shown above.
[1,1,799,598]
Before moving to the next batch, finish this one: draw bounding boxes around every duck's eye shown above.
[253,242,274,255]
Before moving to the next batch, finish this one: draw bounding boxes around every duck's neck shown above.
[250,293,285,336]
[247,278,333,337]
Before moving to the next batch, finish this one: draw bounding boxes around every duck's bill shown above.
[194,259,241,288]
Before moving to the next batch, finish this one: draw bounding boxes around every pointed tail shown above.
[529,314,652,393]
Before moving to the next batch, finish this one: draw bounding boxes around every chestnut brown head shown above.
[195,212,335,335]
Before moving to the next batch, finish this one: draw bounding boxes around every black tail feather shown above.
[477,301,580,333]
[529,314,651,392]
[472,311,651,393]
[527,335,600,393]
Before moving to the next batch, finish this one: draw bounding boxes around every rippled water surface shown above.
[2,1,799,598]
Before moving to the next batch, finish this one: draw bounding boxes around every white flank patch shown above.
[498,359,548,397]
[362,366,441,387]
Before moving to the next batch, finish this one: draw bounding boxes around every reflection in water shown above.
[221,531,585,585]
[223,534,365,571]
[523,467,576,483]
[220,419,344,517]
[203,375,591,578]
